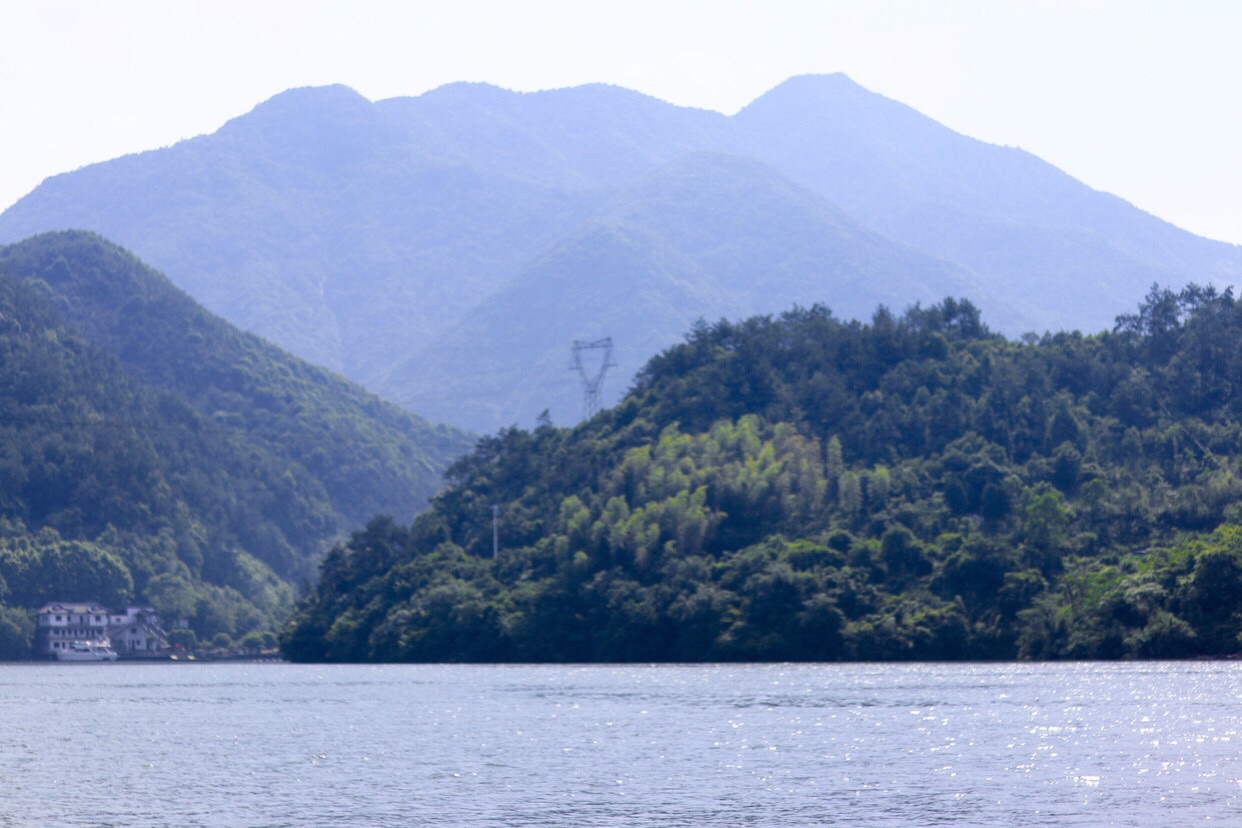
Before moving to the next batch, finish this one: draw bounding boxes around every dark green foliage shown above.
[167,628,197,650]
[0,232,469,531]
[285,288,1242,662]
[0,232,471,649]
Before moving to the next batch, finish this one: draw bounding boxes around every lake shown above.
[0,661,1238,826]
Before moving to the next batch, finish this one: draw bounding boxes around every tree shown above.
[1022,486,1069,572]
[0,605,34,659]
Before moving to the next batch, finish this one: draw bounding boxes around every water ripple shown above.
[0,661,1238,826]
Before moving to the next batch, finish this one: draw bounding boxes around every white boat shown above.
[55,640,119,662]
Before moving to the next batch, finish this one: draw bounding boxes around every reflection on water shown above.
[0,662,1237,827]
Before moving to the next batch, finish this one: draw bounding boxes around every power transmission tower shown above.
[569,337,616,421]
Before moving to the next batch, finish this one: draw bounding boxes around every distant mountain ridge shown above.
[3,74,1238,432]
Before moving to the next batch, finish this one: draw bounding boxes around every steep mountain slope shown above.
[3,76,1239,433]
[385,153,983,430]
[0,231,472,645]
[0,86,592,381]
[0,231,469,524]
[733,74,1242,331]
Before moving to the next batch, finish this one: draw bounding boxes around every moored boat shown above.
[55,640,119,662]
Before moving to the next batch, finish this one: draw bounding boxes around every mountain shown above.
[3,75,1239,432]
[283,290,1242,663]
[732,74,1242,330]
[384,152,983,427]
[0,231,472,651]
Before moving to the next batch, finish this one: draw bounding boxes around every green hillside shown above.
[284,290,1242,662]
[0,232,471,657]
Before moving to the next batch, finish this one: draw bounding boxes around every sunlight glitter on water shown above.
[0,661,1238,827]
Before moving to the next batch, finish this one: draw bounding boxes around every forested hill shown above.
[0,232,471,656]
[285,291,1242,663]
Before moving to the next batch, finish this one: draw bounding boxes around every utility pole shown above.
[569,337,616,421]
[491,504,499,559]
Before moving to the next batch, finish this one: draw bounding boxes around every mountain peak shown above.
[763,72,862,93]
[412,80,516,104]
[244,84,371,118]
[219,84,375,138]
[736,72,914,126]
[214,83,389,166]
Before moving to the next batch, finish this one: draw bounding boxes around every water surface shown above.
[1,662,1238,826]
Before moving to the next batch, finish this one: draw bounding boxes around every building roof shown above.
[36,602,111,614]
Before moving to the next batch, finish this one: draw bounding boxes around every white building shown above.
[107,605,168,655]
[35,602,111,655]
[35,602,168,658]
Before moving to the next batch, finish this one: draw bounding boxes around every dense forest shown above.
[0,233,470,658]
[285,288,1242,662]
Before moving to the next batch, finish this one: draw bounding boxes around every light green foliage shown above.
[0,530,133,608]
[0,604,35,659]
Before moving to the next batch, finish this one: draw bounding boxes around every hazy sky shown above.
[4,1,1240,243]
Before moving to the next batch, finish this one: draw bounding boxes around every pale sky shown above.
[4,1,1241,244]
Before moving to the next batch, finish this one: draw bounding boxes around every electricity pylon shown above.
[570,337,615,421]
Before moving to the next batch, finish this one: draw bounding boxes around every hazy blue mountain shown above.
[732,74,1242,331]
[0,86,593,383]
[377,81,736,189]
[3,75,1238,432]
[385,153,983,430]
